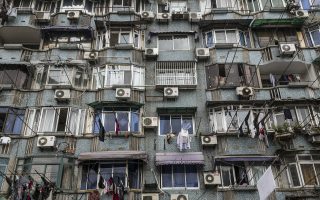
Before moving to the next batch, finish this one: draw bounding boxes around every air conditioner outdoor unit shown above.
[196,48,210,59]
[141,193,159,200]
[203,172,221,185]
[279,43,296,55]
[141,11,155,20]
[171,194,188,200]
[295,10,309,18]
[34,11,51,22]
[84,51,98,60]
[201,135,217,146]
[311,135,320,143]
[54,89,71,101]
[116,88,131,99]
[236,87,254,96]
[37,136,56,148]
[157,13,170,21]
[164,87,178,98]
[67,10,80,19]
[145,48,159,57]
[189,12,202,22]
[0,137,11,144]
[143,117,158,127]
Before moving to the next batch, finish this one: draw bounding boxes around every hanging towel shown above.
[269,73,276,87]
[177,128,191,151]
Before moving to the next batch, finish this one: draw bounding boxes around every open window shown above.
[204,29,250,48]
[159,114,194,136]
[0,65,32,89]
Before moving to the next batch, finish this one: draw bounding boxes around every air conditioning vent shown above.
[116,88,131,99]
[145,48,158,58]
[171,194,188,200]
[236,87,254,96]
[189,12,202,22]
[279,43,296,55]
[157,13,170,21]
[84,51,98,60]
[143,117,158,127]
[141,193,159,200]
[141,11,155,20]
[54,89,71,101]
[201,135,217,146]
[164,87,178,98]
[67,10,80,19]
[0,137,11,144]
[34,11,51,22]
[203,172,221,185]
[196,48,210,59]
[37,136,56,148]
[295,10,309,18]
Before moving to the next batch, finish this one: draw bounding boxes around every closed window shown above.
[254,29,299,48]
[299,0,320,10]
[0,65,30,89]
[161,165,198,188]
[308,26,320,47]
[13,0,33,8]
[63,0,84,7]
[158,35,189,51]
[0,108,25,135]
[0,158,8,188]
[46,66,87,88]
[170,1,187,12]
[109,28,132,46]
[159,114,194,135]
[205,30,250,47]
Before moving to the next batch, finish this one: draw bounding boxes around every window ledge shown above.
[218,185,256,191]
[276,186,320,192]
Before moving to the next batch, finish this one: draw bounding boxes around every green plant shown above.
[273,122,293,135]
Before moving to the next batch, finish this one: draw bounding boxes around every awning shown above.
[157,107,197,114]
[78,151,148,162]
[87,101,143,109]
[214,155,277,163]
[155,152,205,166]
[150,31,196,35]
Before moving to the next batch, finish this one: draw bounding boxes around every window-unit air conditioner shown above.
[203,172,221,185]
[171,194,188,200]
[116,88,131,99]
[142,193,159,200]
[189,12,202,22]
[201,135,217,146]
[84,51,98,60]
[164,87,178,98]
[236,87,254,96]
[145,48,159,57]
[34,11,51,22]
[37,136,56,148]
[295,10,309,18]
[143,117,158,127]
[157,13,170,21]
[0,137,11,144]
[141,11,155,20]
[196,48,210,59]
[311,135,320,143]
[279,43,296,55]
[67,10,80,19]
[54,89,71,101]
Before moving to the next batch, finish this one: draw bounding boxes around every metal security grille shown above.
[155,61,197,86]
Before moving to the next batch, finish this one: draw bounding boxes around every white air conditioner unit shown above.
[201,135,217,146]
[84,51,98,60]
[236,87,254,96]
[34,11,51,22]
[142,193,159,200]
[295,10,309,18]
[311,135,320,143]
[164,87,178,98]
[143,117,158,127]
[37,136,56,148]
[67,10,80,19]
[0,137,11,144]
[189,12,202,22]
[171,194,188,200]
[116,88,131,99]
[203,172,221,185]
[141,11,155,20]
[157,13,170,20]
[54,89,71,101]
[145,48,159,57]
[279,43,296,55]
[196,48,210,59]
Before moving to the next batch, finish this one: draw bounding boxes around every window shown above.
[260,0,285,8]
[13,0,33,8]
[272,108,297,128]
[80,161,142,190]
[63,0,84,7]
[36,0,60,12]
[158,35,189,51]
[161,165,198,188]
[46,66,87,88]
[43,32,92,49]
[299,0,320,10]
[24,109,41,136]
[159,114,194,135]
[211,0,234,8]
[93,107,140,133]
[0,108,25,135]
[38,108,86,135]
[109,28,134,47]
[0,158,8,188]
[205,30,250,47]
[307,25,320,47]
[0,65,31,89]
[170,1,187,12]
[254,29,299,48]
[92,0,108,15]
[92,65,145,89]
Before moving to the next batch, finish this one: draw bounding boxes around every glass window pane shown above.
[288,164,301,186]
[301,164,317,185]
[215,31,226,43]
[226,30,237,43]
[185,165,198,187]
[113,163,126,186]
[171,115,182,134]
[100,164,113,181]
[221,166,233,186]
[131,112,139,132]
[173,165,185,187]
[105,113,115,132]
[311,30,320,46]
[160,116,171,135]
[161,165,172,187]
[206,32,214,47]
[173,35,189,50]
[120,33,130,44]
[87,164,98,189]
[57,108,68,132]
[128,162,140,189]
[110,33,119,46]
[48,70,60,84]
[159,36,173,51]
[117,112,129,131]
[182,116,193,134]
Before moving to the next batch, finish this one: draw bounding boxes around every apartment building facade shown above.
[0,0,320,199]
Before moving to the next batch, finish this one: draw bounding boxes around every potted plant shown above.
[273,122,294,139]
[292,122,304,134]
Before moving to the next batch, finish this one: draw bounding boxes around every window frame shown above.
[0,158,9,190]
[308,25,320,47]
[205,29,249,47]
[158,114,195,136]
[0,107,25,135]
[158,35,190,51]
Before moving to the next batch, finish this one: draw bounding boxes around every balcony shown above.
[0,8,40,44]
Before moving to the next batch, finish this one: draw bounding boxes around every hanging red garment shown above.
[113,193,120,200]
[88,190,100,200]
